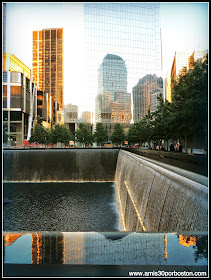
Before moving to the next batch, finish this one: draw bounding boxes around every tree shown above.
[127,122,141,145]
[171,55,208,152]
[94,122,108,146]
[49,124,74,145]
[30,124,48,144]
[111,123,125,146]
[75,123,93,147]
[141,110,154,144]
[152,95,174,149]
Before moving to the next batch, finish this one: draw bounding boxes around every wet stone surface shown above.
[3,182,120,232]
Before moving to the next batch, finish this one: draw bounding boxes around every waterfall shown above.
[115,150,208,232]
[3,149,119,182]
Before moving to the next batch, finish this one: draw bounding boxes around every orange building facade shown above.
[32,28,63,110]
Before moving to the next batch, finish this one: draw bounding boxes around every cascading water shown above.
[3,148,208,232]
[115,150,208,232]
[3,149,120,232]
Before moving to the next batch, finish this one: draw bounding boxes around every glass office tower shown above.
[84,3,162,128]
[32,28,63,110]
[95,54,131,131]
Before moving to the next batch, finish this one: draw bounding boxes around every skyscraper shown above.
[132,74,163,120]
[84,3,162,125]
[32,28,63,110]
[95,54,131,133]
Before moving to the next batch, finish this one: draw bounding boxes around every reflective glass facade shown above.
[84,3,162,127]
[96,54,131,126]
[133,74,163,119]
[32,28,63,110]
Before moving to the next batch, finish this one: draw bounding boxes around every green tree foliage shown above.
[127,111,155,146]
[30,124,48,144]
[171,55,208,151]
[127,122,142,145]
[111,123,125,146]
[141,111,154,143]
[94,122,108,146]
[127,55,208,152]
[151,95,173,148]
[75,123,93,147]
[49,124,74,144]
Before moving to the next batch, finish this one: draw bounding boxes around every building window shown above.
[3,124,8,133]
[11,86,21,96]
[10,72,21,83]
[10,124,17,132]
[3,111,8,121]
[10,111,22,121]
[3,72,7,82]
[3,85,7,108]
[10,86,22,108]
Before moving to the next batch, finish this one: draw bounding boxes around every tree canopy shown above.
[94,122,108,146]
[170,55,208,151]
[111,123,125,146]
[30,124,73,145]
[126,54,208,151]
[30,124,49,144]
[75,123,93,146]
[50,124,74,144]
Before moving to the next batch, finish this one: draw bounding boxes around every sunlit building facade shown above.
[3,54,58,144]
[84,3,162,127]
[164,72,171,102]
[3,53,35,145]
[3,53,31,80]
[64,104,79,135]
[170,49,207,101]
[32,28,63,110]
[81,111,93,124]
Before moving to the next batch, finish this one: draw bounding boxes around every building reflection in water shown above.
[31,232,64,264]
[177,234,208,263]
[178,234,197,247]
[3,232,208,265]
[3,232,64,264]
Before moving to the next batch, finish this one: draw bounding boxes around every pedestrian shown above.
[170,143,175,152]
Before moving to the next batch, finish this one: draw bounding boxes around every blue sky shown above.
[5,2,209,113]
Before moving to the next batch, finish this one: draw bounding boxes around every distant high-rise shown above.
[32,28,63,110]
[133,74,163,121]
[95,54,131,134]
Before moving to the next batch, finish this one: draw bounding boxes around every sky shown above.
[4,2,209,115]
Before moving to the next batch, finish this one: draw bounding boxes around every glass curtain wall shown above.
[84,2,162,130]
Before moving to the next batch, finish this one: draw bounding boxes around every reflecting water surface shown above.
[3,232,208,265]
[3,182,120,232]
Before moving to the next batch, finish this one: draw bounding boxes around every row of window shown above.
[3,72,22,83]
